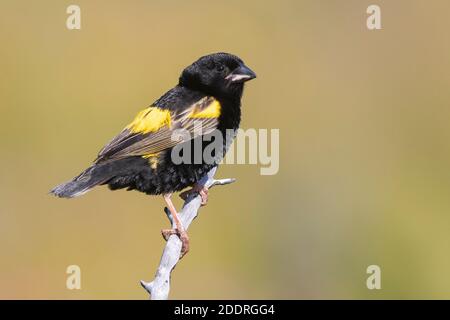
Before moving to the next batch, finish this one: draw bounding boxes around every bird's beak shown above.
[225,64,257,83]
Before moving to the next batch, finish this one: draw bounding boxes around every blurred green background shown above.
[1,0,450,299]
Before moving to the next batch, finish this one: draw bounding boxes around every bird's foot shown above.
[161,228,190,257]
[179,184,209,206]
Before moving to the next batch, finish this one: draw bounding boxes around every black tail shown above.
[51,157,147,198]
[50,164,111,198]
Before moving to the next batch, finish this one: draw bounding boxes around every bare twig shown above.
[140,167,235,300]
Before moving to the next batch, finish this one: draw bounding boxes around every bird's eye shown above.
[216,64,224,72]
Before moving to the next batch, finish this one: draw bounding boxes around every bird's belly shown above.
[107,130,236,195]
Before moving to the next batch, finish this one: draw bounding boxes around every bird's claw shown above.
[161,228,190,257]
[179,184,209,206]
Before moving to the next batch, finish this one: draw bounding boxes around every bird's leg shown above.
[179,183,209,206]
[161,193,190,257]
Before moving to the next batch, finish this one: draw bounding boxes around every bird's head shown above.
[179,52,256,99]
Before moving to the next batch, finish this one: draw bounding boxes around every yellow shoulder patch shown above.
[126,107,171,134]
[189,98,221,119]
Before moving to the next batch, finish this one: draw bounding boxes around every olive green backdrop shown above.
[1,0,450,299]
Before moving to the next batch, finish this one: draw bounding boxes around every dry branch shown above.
[140,166,235,300]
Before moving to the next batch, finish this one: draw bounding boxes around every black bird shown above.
[51,52,256,256]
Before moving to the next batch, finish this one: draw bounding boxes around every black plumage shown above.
[51,53,256,198]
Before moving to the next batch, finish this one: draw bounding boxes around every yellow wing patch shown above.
[188,98,221,119]
[126,107,171,134]
[143,154,159,169]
